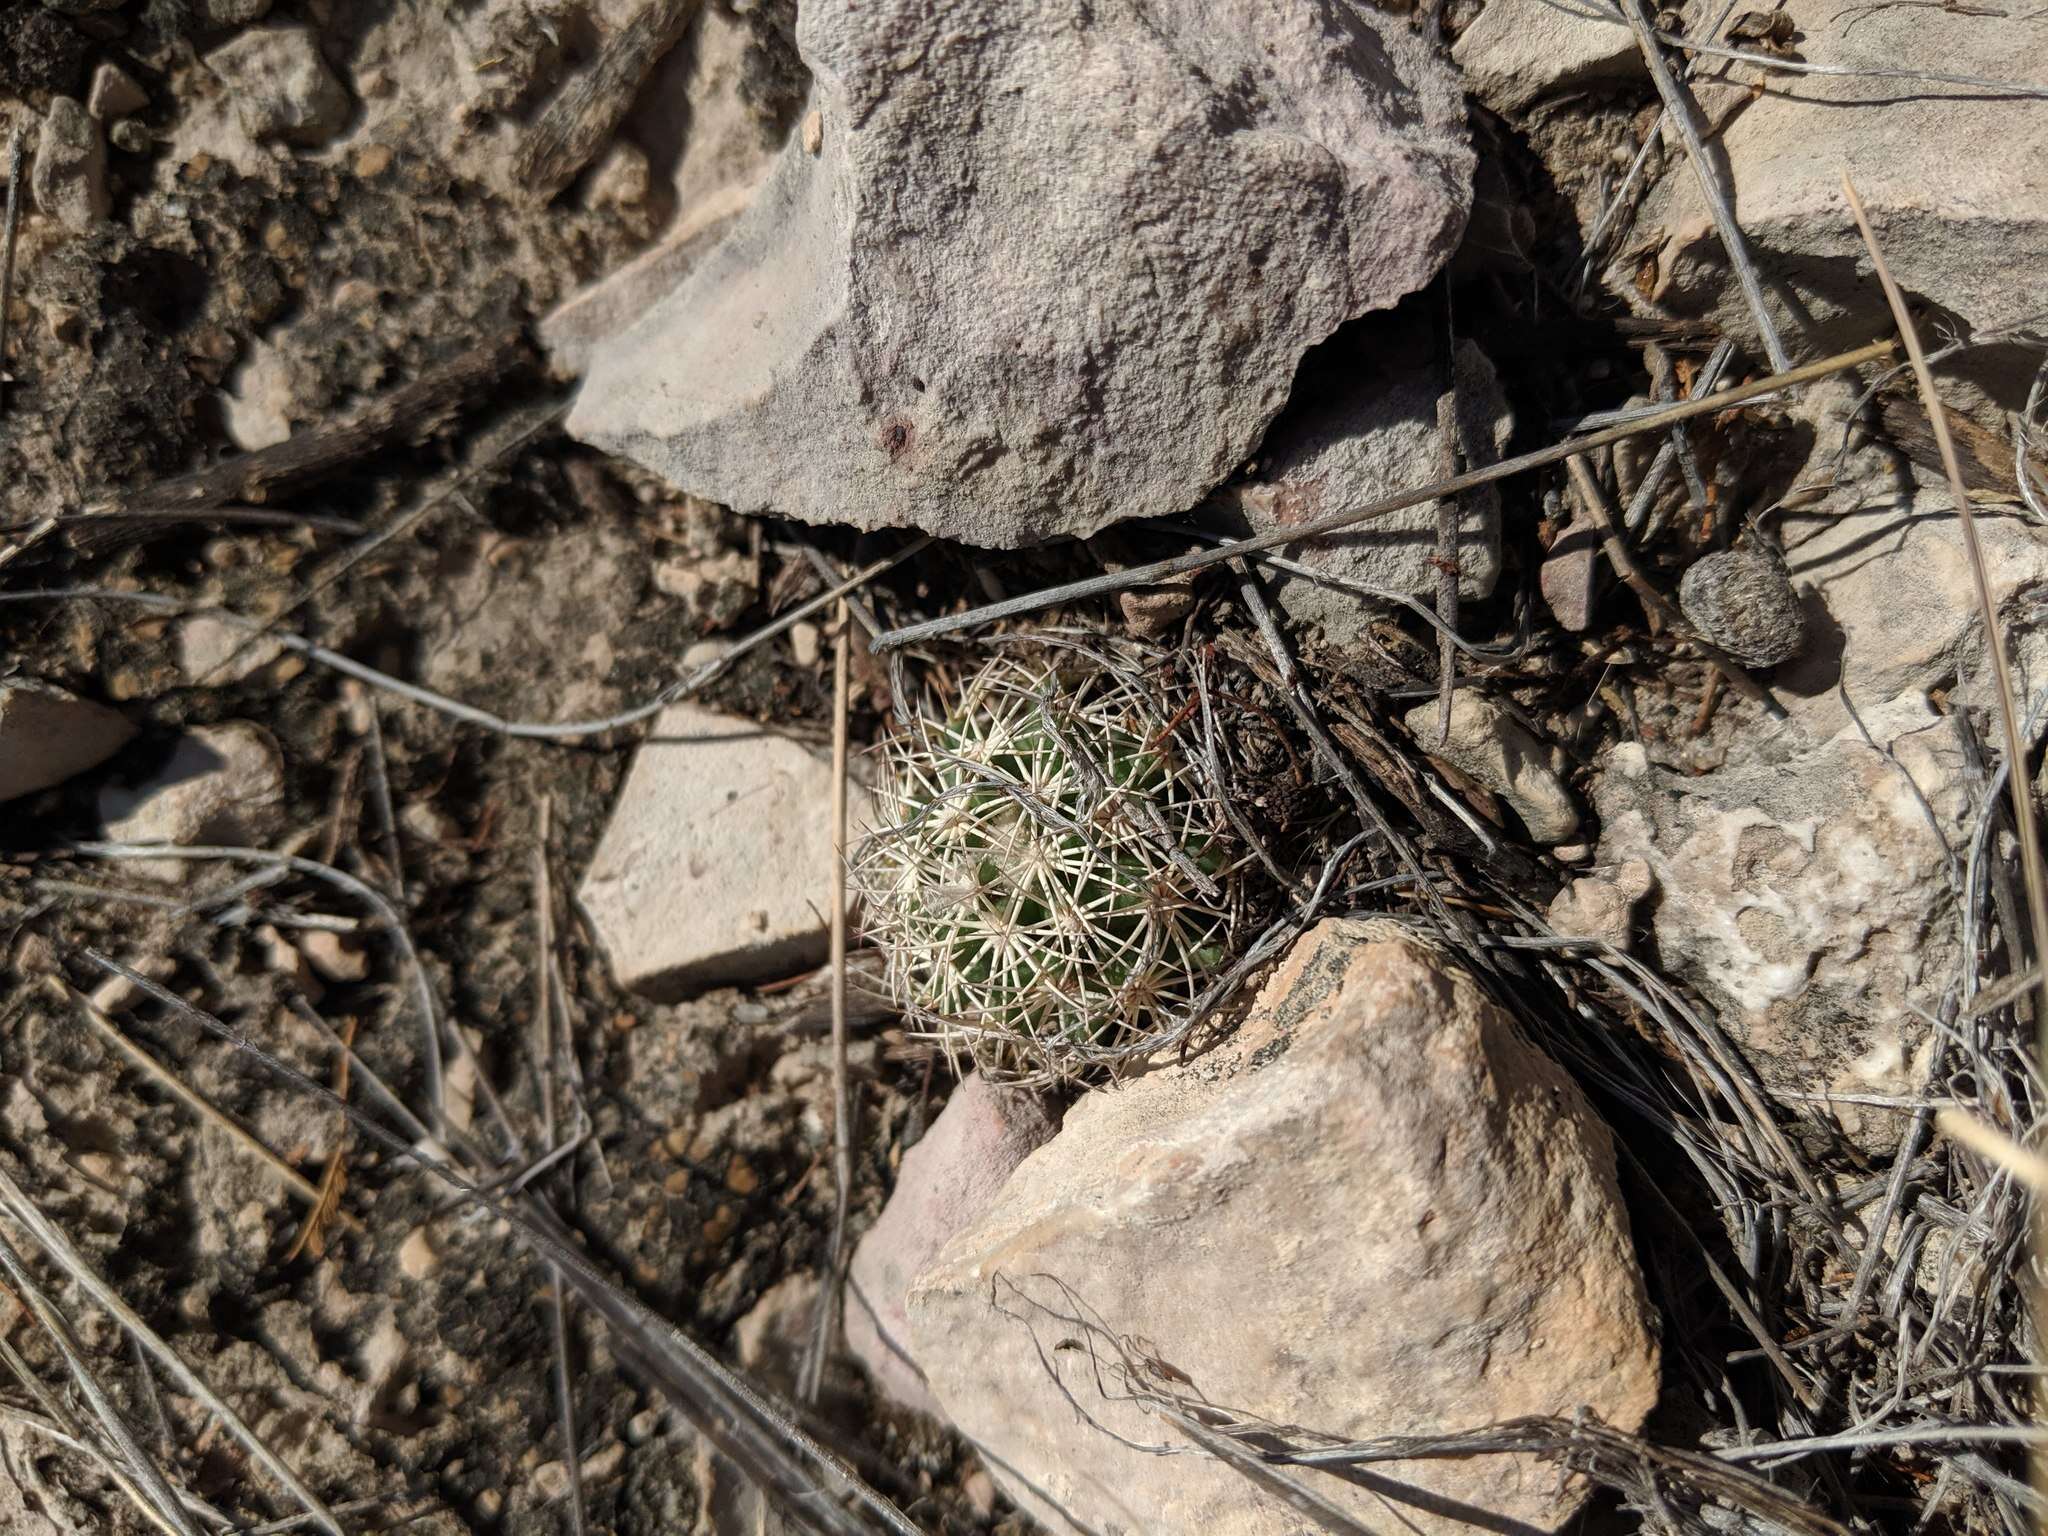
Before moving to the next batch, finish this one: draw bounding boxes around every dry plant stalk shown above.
[1839,177,2048,1033]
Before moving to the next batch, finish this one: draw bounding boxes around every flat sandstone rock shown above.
[580,704,867,998]
[1638,0,2047,353]
[567,0,1472,548]
[907,919,1659,1536]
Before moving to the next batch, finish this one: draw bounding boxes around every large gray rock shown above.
[579,704,870,998]
[845,1075,1059,1416]
[567,0,1473,548]
[1635,1,2047,358]
[0,683,134,802]
[1216,319,1513,641]
[908,920,1659,1536]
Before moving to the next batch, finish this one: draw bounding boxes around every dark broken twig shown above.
[517,0,702,197]
[92,330,529,518]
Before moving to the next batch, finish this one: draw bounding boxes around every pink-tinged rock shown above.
[846,1075,1059,1415]
[907,920,1659,1535]
[567,0,1473,548]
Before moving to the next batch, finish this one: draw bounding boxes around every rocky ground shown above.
[0,1,2045,1534]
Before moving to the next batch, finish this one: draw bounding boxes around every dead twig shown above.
[1617,0,1793,372]
[58,980,324,1207]
[81,950,920,1536]
[0,1227,203,1536]
[517,0,701,198]
[95,331,528,518]
[1564,454,1786,719]
[0,122,26,423]
[871,340,1897,649]
[11,536,932,741]
[0,1163,346,1535]
[803,600,856,1405]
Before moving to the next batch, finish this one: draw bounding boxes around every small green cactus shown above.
[852,647,1237,1082]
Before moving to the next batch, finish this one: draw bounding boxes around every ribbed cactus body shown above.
[853,651,1235,1081]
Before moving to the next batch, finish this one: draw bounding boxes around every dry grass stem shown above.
[872,339,1897,649]
[0,1163,346,1534]
[1616,0,1792,372]
[1564,454,1785,718]
[1937,1108,2048,1195]
[79,951,919,1536]
[803,599,856,1404]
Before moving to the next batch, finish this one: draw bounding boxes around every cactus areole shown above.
[852,649,1239,1082]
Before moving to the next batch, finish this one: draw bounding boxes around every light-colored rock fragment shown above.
[1776,496,2048,741]
[846,1075,1059,1416]
[98,723,286,877]
[0,682,135,802]
[221,338,297,451]
[538,1,790,372]
[198,0,275,23]
[1218,325,1513,639]
[32,97,109,232]
[1405,692,1581,843]
[1593,693,1969,1148]
[909,920,1659,1536]
[568,0,1473,547]
[1452,0,1644,113]
[1547,857,1654,954]
[1636,1,2048,357]
[579,704,870,998]
[87,63,148,121]
[177,614,287,682]
[1540,511,1602,631]
[734,1271,820,1392]
[206,26,352,147]
[295,930,368,984]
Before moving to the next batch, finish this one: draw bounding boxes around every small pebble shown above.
[206,25,352,147]
[87,63,148,121]
[1678,548,1806,667]
[532,1461,569,1501]
[789,621,821,667]
[296,929,368,983]
[963,1467,998,1519]
[398,1226,439,1280]
[31,96,109,231]
[702,1203,740,1248]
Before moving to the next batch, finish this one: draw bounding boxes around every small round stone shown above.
[1678,548,1806,667]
